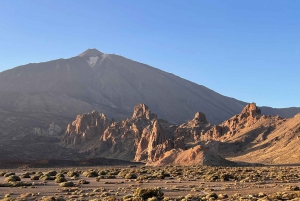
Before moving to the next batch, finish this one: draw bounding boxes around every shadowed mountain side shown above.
[0,49,247,125]
[2,48,298,131]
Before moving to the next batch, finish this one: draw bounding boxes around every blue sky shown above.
[0,1,299,108]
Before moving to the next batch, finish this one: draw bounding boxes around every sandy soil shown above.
[0,166,299,200]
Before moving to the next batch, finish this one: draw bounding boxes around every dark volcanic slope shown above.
[0,48,299,130]
[0,49,243,125]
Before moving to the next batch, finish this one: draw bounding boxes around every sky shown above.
[0,1,299,108]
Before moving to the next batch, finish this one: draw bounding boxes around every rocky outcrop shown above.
[223,113,300,164]
[61,104,167,161]
[134,118,186,162]
[62,111,110,146]
[61,104,239,165]
[149,141,236,166]
[93,104,161,160]
[241,103,261,121]
[132,104,157,120]
[174,112,211,143]
[147,136,186,163]
[62,103,188,162]
[61,102,300,166]
[202,103,262,141]
[195,103,300,165]
[134,120,166,162]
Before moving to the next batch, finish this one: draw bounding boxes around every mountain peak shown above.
[78,48,103,57]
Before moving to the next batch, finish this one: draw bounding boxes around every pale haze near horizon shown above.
[0,1,299,108]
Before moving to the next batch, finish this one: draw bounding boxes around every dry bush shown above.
[4,175,21,182]
[30,175,40,180]
[83,170,99,177]
[67,171,80,177]
[125,173,138,179]
[59,181,75,187]
[55,177,67,183]
[133,187,164,200]
[77,179,90,184]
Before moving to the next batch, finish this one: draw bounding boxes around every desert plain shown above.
[0,165,300,201]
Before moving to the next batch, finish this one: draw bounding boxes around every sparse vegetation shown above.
[0,165,299,200]
[4,175,21,182]
[58,181,75,187]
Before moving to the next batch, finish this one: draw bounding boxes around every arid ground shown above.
[0,165,299,200]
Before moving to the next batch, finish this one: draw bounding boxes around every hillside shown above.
[0,49,249,127]
[1,49,299,129]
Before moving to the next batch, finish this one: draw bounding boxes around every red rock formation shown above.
[134,118,186,162]
[202,103,262,141]
[62,111,110,146]
[148,141,236,166]
[134,119,166,162]
[61,102,300,166]
[174,112,211,143]
[147,136,186,162]
[62,103,167,161]
[132,103,157,120]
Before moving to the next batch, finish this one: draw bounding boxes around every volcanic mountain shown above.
[1,49,299,126]
[0,48,300,161]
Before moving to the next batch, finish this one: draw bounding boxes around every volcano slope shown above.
[1,49,299,134]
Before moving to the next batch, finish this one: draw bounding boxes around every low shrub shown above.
[4,175,21,182]
[83,170,98,177]
[44,170,57,176]
[30,175,40,180]
[55,177,67,183]
[20,173,31,178]
[40,175,55,181]
[78,179,90,184]
[133,188,164,200]
[59,181,75,187]
[125,173,137,179]
[67,171,79,177]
